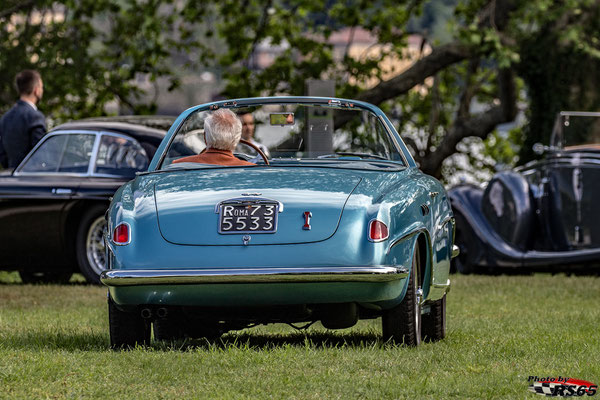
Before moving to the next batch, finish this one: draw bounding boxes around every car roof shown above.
[51,117,174,146]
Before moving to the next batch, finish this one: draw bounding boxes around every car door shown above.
[0,132,97,269]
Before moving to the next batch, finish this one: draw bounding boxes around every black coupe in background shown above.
[0,117,172,283]
[450,111,600,273]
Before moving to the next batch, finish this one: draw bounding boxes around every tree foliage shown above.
[2,0,599,178]
[0,0,198,118]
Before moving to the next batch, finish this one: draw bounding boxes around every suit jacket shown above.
[0,100,47,168]
[173,148,255,166]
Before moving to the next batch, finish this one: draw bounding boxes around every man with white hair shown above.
[174,108,255,166]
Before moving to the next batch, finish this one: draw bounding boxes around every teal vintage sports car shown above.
[101,97,457,348]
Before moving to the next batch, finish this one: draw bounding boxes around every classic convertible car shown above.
[100,97,457,347]
[0,117,170,284]
[450,111,600,273]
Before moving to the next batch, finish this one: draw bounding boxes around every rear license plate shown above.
[218,202,279,234]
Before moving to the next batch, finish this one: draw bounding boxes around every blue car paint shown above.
[107,97,453,310]
[153,168,363,245]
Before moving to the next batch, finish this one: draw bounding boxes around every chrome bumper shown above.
[100,266,408,287]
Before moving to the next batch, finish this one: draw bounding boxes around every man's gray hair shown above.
[204,108,242,151]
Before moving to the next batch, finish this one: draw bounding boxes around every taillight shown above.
[113,223,130,245]
[368,220,389,242]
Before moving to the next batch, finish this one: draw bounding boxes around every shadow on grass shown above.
[0,281,93,286]
[1,330,390,352]
[155,330,390,352]
[0,331,108,352]
[0,271,91,286]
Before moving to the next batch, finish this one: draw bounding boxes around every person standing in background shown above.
[0,70,46,168]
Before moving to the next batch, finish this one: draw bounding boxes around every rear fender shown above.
[380,227,431,308]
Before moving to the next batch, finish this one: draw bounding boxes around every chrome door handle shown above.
[52,188,73,195]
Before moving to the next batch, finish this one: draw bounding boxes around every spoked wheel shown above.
[76,205,107,284]
[421,294,446,342]
[108,296,150,349]
[19,270,73,284]
[382,244,422,346]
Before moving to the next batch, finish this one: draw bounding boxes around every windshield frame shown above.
[150,97,416,172]
[550,111,600,150]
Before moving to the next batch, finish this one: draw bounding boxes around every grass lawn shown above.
[0,271,598,399]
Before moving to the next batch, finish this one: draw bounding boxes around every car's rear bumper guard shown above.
[100,266,409,286]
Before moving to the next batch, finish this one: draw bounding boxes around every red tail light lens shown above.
[113,223,130,244]
[369,220,389,242]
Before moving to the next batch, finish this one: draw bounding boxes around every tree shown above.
[0,0,199,119]
[2,0,599,178]
[176,0,599,178]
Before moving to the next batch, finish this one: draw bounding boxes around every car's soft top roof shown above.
[51,117,174,146]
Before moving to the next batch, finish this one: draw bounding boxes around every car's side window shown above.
[57,134,96,173]
[94,135,149,177]
[19,134,69,173]
[20,133,95,173]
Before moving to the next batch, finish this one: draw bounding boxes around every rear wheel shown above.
[382,244,422,346]
[108,297,150,349]
[421,295,446,342]
[19,270,73,284]
[76,205,107,284]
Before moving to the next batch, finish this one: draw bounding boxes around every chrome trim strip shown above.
[377,114,410,167]
[432,279,451,289]
[387,227,430,254]
[559,111,600,117]
[100,266,409,286]
[432,279,452,293]
[87,134,102,175]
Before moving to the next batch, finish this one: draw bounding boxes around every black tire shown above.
[421,295,446,342]
[19,270,73,284]
[382,245,422,346]
[108,297,150,349]
[76,205,108,284]
[154,318,185,342]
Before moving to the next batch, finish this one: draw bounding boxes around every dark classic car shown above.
[450,111,600,273]
[0,117,171,284]
[101,97,458,348]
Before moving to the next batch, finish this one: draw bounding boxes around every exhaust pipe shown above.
[140,308,152,319]
[156,307,168,318]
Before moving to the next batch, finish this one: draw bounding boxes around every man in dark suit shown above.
[0,70,46,168]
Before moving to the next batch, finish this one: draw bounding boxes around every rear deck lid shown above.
[154,168,361,245]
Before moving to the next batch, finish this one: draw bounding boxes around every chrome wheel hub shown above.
[86,216,107,275]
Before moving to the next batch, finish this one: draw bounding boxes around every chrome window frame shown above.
[14,130,148,178]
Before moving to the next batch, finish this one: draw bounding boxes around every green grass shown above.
[0,271,598,399]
